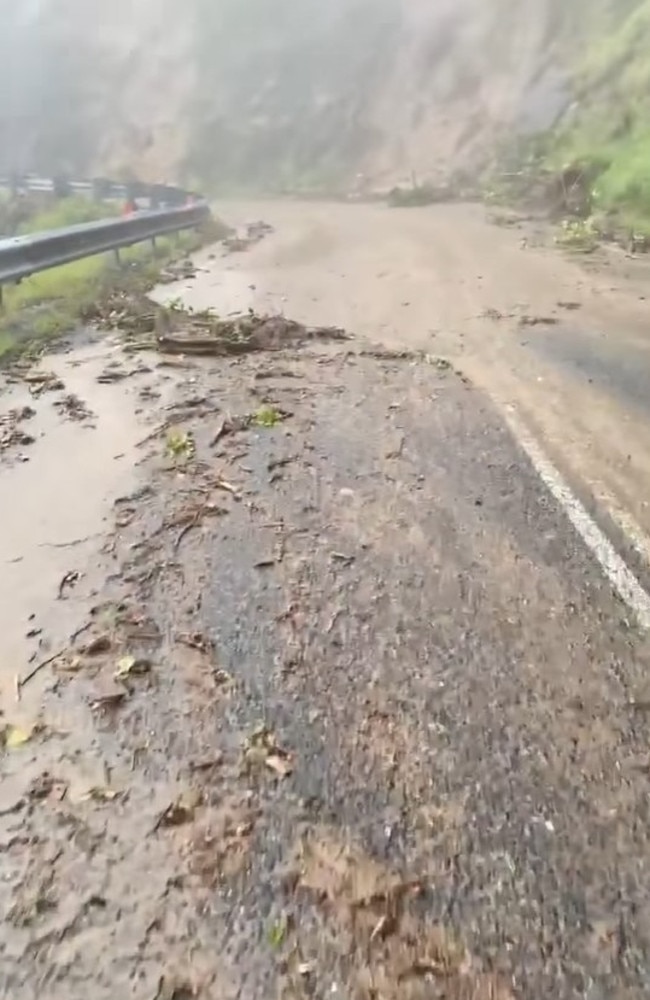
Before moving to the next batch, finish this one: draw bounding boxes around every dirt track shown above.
[3,202,650,999]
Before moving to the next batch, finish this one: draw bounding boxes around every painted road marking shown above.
[504,410,650,630]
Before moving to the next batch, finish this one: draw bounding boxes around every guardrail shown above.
[0,173,198,209]
[0,174,211,299]
[0,202,211,287]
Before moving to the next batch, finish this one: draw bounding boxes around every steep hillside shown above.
[0,0,194,182]
[185,0,399,190]
[550,1,650,225]
[0,0,648,221]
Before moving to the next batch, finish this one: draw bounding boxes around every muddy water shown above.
[0,338,167,710]
[156,199,650,577]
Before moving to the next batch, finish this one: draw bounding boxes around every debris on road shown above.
[0,404,36,452]
[222,220,274,254]
[2,723,35,749]
[156,311,348,357]
[53,392,95,422]
[518,313,560,327]
[22,370,65,396]
[154,790,203,831]
[57,569,80,599]
[244,726,294,778]
[158,258,197,283]
[114,654,152,679]
[3,216,650,1000]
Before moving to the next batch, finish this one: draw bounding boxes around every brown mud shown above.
[2,206,650,999]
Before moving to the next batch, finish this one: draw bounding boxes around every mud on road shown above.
[2,209,650,1000]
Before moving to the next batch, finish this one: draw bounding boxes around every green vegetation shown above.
[165,428,195,462]
[538,1,650,238]
[253,405,283,428]
[17,195,117,235]
[554,218,600,253]
[0,197,222,361]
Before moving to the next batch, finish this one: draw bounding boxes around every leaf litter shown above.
[244,725,294,778]
[114,654,152,679]
[2,724,36,749]
[0,287,527,999]
[154,789,203,831]
[0,405,36,453]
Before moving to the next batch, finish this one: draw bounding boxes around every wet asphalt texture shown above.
[2,340,650,1000]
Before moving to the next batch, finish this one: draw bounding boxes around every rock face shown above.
[0,0,638,189]
[0,0,195,183]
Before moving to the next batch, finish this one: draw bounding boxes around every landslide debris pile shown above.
[84,291,349,358]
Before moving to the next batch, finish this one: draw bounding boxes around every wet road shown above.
[3,202,650,999]
[162,199,650,571]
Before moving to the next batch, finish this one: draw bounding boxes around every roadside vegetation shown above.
[485,1,650,249]
[0,196,225,361]
[548,1,650,239]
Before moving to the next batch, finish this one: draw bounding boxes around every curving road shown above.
[4,198,650,999]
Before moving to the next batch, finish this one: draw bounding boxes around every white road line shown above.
[504,410,650,629]
[587,477,650,566]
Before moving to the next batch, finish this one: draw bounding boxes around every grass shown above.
[0,202,220,361]
[17,195,118,235]
[538,1,650,236]
[484,1,650,243]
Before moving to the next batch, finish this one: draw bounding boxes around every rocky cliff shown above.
[0,0,647,213]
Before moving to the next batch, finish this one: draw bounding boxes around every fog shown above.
[0,0,614,187]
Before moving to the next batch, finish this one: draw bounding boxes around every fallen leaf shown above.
[266,752,294,778]
[83,634,112,656]
[82,786,120,803]
[245,726,293,778]
[268,915,289,949]
[154,790,203,830]
[114,654,151,679]
[90,690,127,711]
[115,654,136,677]
[5,725,33,749]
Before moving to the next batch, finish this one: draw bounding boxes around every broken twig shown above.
[19,648,66,690]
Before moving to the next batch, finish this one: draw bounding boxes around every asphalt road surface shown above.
[2,200,650,1000]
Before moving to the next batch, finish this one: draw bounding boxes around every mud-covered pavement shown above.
[187,200,650,565]
[3,204,650,1000]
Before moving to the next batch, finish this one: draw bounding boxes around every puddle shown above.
[0,337,169,704]
[151,253,264,316]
